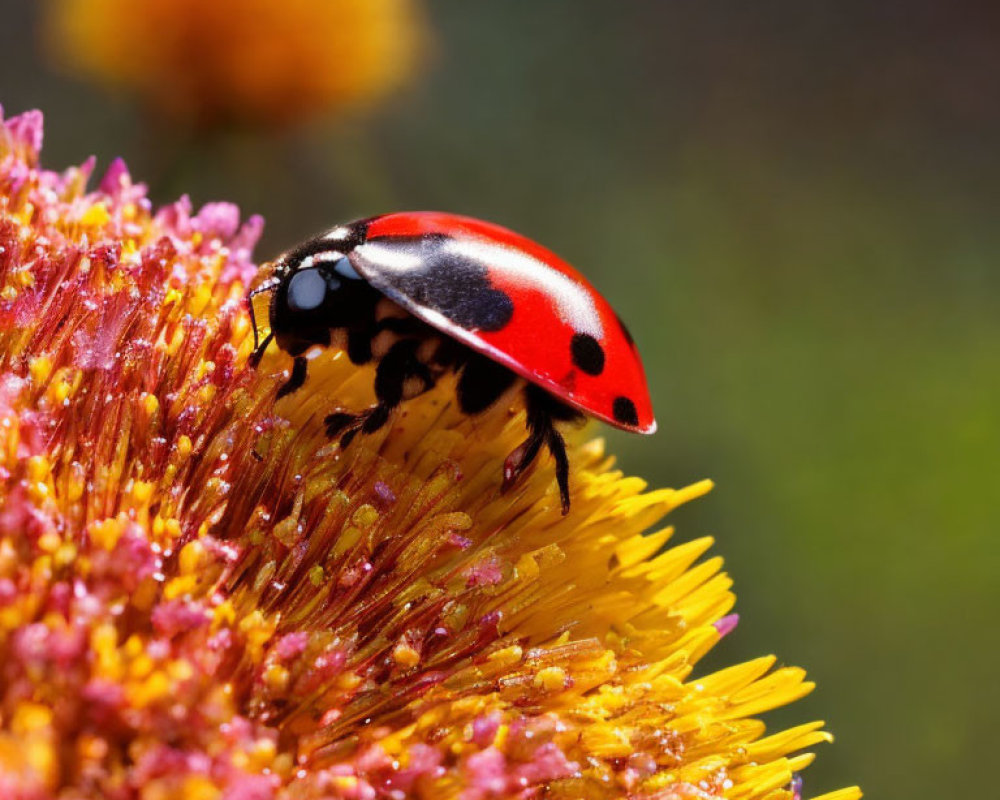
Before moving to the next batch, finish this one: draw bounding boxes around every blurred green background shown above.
[3,2,998,798]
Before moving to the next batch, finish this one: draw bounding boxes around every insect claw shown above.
[249,332,273,368]
[339,427,359,449]
[247,278,278,365]
[502,441,530,493]
[324,412,355,439]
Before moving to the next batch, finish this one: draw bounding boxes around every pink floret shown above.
[465,555,504,587]
[462,747,508,798]
[3,109,43,154]
[221,772,279,800]
[713,613,740,638]
[470,713,502,747]
[151,599,212,637]
[274,631,310,661]
[511,742,579,786]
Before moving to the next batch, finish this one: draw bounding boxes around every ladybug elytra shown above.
[250,212,655,513]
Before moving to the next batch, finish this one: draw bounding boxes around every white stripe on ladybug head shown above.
[293,247,363,281]
[322,226,354,243]
[296,251,342,270]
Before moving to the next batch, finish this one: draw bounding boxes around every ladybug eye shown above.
[333,257,362,281]
[286,268,335,312]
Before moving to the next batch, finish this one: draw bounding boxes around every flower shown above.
[42,0,425,128]
[0,107,861,800]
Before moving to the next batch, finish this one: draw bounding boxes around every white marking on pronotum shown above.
[297,251,343,270]
[323,226,354,242]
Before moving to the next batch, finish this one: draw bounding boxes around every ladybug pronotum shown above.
[249,212,656,513]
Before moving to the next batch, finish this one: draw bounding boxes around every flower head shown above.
[0,107,860,799]
[43,0,424,128]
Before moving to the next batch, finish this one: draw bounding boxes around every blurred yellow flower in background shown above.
[43,0,424,127]
[0,108,860,799]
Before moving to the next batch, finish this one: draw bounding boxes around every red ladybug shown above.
[250,212,655,513]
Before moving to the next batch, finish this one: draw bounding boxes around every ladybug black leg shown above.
[456,353,517,415]
[502,384,582,514]
[374,316,428,336]
[365,339,434,430]
[249,332,273,368]
[545,426,571,515]
[277,356,309,398]
[326,339,436,447]
[502,434,546,491]
[346,328,373,365]
[324,411,357,440]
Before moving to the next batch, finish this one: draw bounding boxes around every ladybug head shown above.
[249,232,378,361]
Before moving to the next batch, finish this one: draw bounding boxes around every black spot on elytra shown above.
[570,333,605,375]
[368,234,514,332]
[612,396,639,427]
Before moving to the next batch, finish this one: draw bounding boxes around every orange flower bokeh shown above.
[44,0,425,128]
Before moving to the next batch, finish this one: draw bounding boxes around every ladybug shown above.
[249,212,655,513]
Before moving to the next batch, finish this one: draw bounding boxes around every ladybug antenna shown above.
[247,277,279,366]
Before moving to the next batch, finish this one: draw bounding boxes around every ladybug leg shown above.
[502,384,581,514]
[456,353,518,415]
[367,339,434,425]
[277,356,309,398]
[502,435,546,492]
[374,316,427,336]
[346,327,373,365]
[324,411,357,440]
[545,427,571,515]
[249,332,273,368]
[326,339,435,447]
